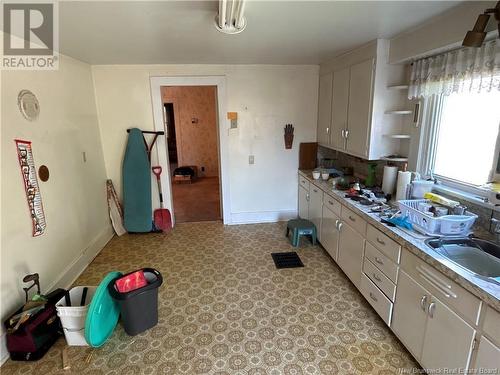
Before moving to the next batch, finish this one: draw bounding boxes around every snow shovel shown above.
[152,166,172,232]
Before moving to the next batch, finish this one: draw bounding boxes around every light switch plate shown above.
[249,155,254,165]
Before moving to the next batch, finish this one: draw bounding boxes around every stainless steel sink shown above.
[425,237,500,283]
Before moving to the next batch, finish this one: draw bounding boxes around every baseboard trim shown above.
[0,225,114,366]
[230,210,297,225]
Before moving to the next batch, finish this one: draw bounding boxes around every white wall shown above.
[1,48,112,360]
[91,65,319,224]
[389,1,496,63]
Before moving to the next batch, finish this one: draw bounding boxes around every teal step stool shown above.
[286,219,317,247]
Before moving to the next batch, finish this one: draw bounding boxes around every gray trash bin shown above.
[109,268,163,336]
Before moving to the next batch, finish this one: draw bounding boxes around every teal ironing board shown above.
[123,128,152,232]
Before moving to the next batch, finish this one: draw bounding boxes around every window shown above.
[420,89,500,190]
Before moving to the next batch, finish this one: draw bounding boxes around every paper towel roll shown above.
[382,166,398,195]
[396,171,412,201]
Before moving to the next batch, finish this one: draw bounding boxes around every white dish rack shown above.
[398,199,477,236]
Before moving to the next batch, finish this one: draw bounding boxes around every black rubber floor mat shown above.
[271,252,304,269]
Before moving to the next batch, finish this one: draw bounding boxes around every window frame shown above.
[416,92,500,200]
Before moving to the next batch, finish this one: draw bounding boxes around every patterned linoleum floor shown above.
[1,222,419,374]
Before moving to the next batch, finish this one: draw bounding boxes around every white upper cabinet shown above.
[317,73,333,146]
[346,58,375,157]
[330,67,350,150]
[317,39,406,160]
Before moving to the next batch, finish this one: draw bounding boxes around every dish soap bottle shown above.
[365,163,377,188]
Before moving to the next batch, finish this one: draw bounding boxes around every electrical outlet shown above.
[249,155,254,165]
[201,166,205,172]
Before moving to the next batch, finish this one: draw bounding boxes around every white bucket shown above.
[56,286,96,346]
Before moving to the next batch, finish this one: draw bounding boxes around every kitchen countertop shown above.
[299,170,500,312]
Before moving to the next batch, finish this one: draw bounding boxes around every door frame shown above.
[150,76,231,225]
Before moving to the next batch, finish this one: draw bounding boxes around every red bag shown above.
[115,271,147,293]
[4,289,65,361]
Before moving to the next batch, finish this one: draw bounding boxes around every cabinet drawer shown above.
[323,193,341,216]
[366,225,401,263]
[364,241,398,283]
[360,273,393,326]
[363,258,396,301]
[483,306,500,345]
[401,248,481,324]
[299,175,310,191]
[341,206,366,235]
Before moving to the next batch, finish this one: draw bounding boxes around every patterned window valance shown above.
[408,39,500,99]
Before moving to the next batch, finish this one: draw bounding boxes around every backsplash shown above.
[317,146,391,186]
[317,146,497,237]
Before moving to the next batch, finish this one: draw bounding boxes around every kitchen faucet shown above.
[490,217,500,242]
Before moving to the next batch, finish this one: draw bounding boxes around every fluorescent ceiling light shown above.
[215,0,247,35]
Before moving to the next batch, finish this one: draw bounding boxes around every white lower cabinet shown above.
[298,185,309,219]
[421,296,475,371]
[392,270,428,359]
[473,336,500,371]
[337,221,365,288]
[392,270,476,372]
[320,204,340,260]
[297,172,496,373]
[309,185,323,241]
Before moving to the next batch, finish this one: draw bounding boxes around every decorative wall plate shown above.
[18,90,40,121]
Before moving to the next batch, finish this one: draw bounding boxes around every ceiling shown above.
[59,1,462,65]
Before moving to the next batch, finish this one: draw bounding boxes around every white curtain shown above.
[408,39,500,99]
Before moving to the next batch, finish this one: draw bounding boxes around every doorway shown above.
[161,86,221,223]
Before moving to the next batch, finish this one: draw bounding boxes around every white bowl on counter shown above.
[312,171,321,180]
[321,173,329,181]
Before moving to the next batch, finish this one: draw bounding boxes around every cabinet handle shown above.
[313,189,318,193]
[341,129,345,138]
[372,273,382,282]
[337,221,343,231]
[334,219,339,228]
[348,215,356,222]
[301,180,306,184]
[345,129,349,138]
[417,266,456,299]
[428,302,436,318]
[376,238,386,246]
[420,295,428,312]
[374,257,384,265]
[328,200,334,206]
[326,127,330,134]
[369,292,378,302]
[306,194,310,202]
